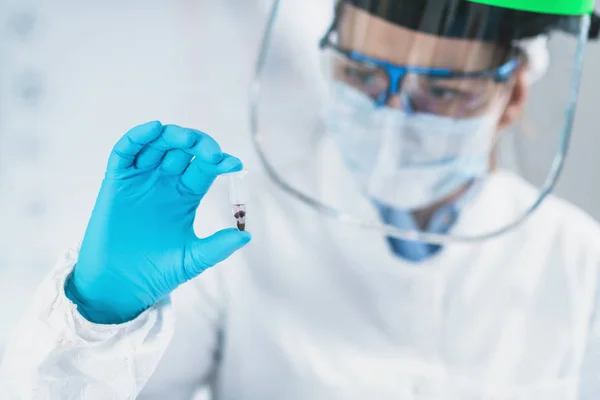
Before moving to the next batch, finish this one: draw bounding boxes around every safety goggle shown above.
[319,32,522,117]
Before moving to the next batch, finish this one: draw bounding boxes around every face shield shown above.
[250,0,599,244]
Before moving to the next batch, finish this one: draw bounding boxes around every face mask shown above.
[322,82,500,210]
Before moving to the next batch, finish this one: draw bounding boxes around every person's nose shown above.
[384,90,420,114]
[386,93,404,109]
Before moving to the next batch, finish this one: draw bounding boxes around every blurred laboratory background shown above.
[0,0,599,361]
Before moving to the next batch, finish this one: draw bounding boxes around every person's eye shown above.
[428,85,466,101]
[343,66,378,86]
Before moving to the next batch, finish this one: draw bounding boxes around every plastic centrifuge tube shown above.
[228,170,248,231]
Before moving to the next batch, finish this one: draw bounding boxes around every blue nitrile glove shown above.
[65,121,251,324]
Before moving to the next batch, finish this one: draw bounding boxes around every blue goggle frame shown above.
[320,35,521,108]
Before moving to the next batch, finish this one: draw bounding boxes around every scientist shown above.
[2,0,600,398]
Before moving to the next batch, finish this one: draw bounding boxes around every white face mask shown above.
[322,82,500,210]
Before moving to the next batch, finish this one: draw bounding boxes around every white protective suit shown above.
[2,137,600,400]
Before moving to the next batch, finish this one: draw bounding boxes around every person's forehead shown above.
[338,4,504,71]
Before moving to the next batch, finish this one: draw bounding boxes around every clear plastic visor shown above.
[251,0,592,244]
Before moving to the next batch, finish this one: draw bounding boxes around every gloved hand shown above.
[65,121,250,324]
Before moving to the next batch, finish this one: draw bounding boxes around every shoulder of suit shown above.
[494,170,600,257]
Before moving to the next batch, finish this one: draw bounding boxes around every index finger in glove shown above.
[134,125,198,170]
[179,153,242,197]
[106,121,164,172]
[183,128,224,164]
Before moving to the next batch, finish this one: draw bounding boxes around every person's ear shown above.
[497,68,528,129]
